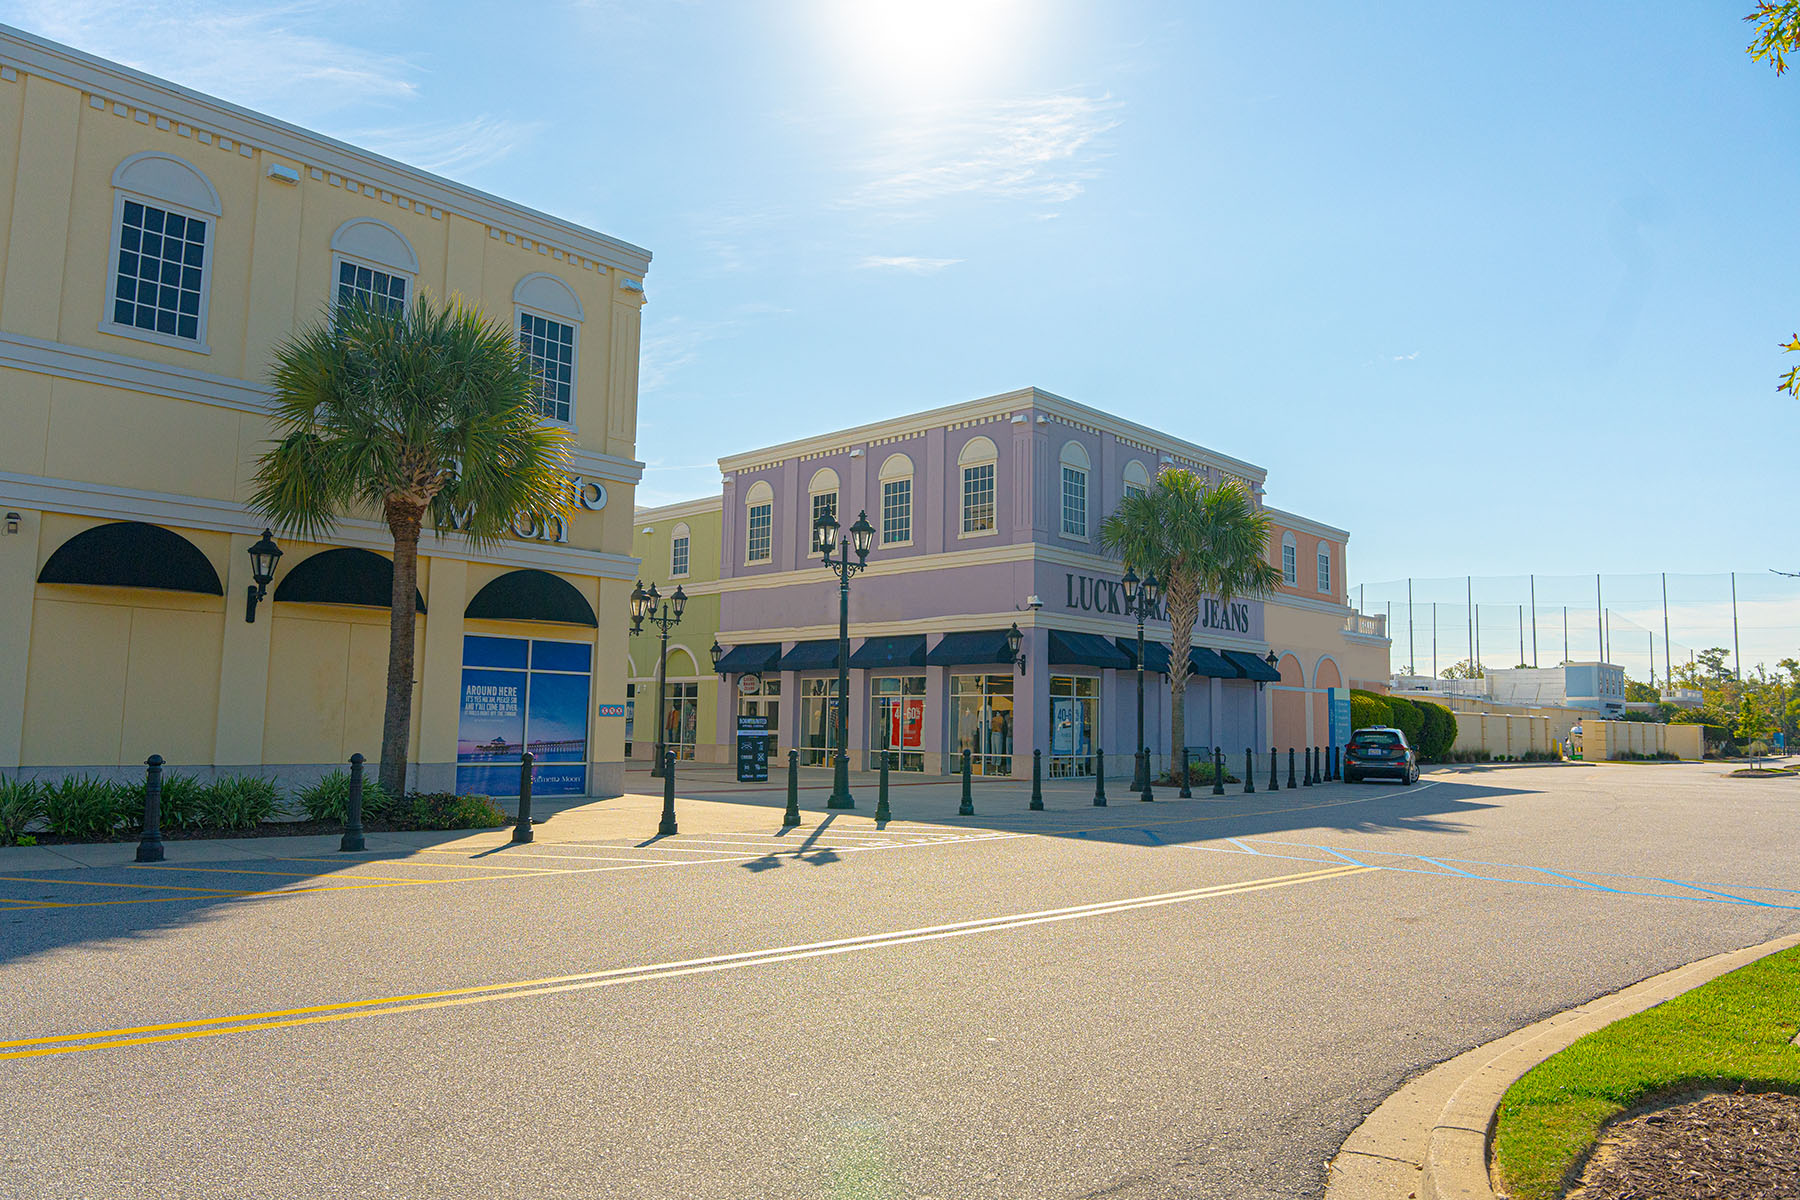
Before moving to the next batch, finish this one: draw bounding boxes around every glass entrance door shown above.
[1048,675,1099,778]
[870,675,926,772]
[951,674,1014,775]
[800,677,840,766]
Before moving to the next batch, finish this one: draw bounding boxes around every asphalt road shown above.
[2,762,1796,1199]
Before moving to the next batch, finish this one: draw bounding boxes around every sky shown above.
[4,1,1796,666]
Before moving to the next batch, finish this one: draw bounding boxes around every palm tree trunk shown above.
[380,500,424,797]
[1166,575,1200,784]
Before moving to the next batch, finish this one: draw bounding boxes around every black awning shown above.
[38,521,223,595]
[1222,649,1282,682]
[777,639,842,671]
[849,634,927,670]
[714,642,780,674]
[926,629,1014,667]
[273,547,425,612]
[1048,629,1133,669]
[1113,638,1172,673]
[465,569,596,626]
[1189,646,1239,679]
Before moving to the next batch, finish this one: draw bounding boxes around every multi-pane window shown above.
[882,478,912,544]
[962,464,995,533]
[1061,466,1087,537]
[519,312,575,423]
[670,534,689,577]
[746,503,772,562]
[1282,541,1297,585]
[337,259,407,315]
[1124,482,1147,501]
[811,490,837,550]
[1317,550,1331,593]
[112,200,206,342]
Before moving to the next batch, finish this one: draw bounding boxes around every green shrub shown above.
[152,772,209,830]
[43,775,137,840]
[197,776,284,830]
[391,791,508,831]
[1385,695,1425,748]
[294,770,394,823]
[1350,691,1391,731]
[1414,700,1457,762]
[0,776,43,846]
[1445,748,1492,763]
[1157,758,1238,786]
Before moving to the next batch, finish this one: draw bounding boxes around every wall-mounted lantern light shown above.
[709,640,725,677]
[1005,623,1027,674]
[2,512,18,535]
[245,529,282,623]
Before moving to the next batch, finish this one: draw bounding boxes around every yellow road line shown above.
[0,874,253,896]
[0,865,1370,1060]
[272,856,584,875]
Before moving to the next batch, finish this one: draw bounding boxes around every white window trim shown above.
[332,252,414,316]
[515,302,580,434]
[101,190,214,355]
[1281,533,1298,587]
[669,523,691,580]
[1060,465,1090,542]
[808,487,838,550]
[880,476,914,548]
[744,499,774,565]
[1316,545,1331,594]
[958,460,998,541]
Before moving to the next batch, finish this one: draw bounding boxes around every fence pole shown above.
[341,752,366,852]
[784,749,801,828]
[135,754,165,863]
[1030,749,1044,810]
[959,749,974,816]
[1093,747,1108,807]
[512,750,535,844]
[659,750,678,836]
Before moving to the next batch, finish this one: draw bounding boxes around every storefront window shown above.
[624,682,635,757]
[800,677,840,766]
[665,681,698,760]
[951,674,1013,775]
[869,675,926,772]
[737,674,780,744]
[1049,675,1099,778]
[457,635,592,796]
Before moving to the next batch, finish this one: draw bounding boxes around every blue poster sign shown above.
[456,635,590,797]
[1327,687,1353,752]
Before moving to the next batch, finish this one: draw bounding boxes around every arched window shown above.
[514,273,584,426]
[331,218,417,315]
[878,453,914,545]
[1280,531,1298,586]
[1316,542,1332,594]
[957,436,997,535]
[39,521,222,595]
[1059,441,1091,538]
[744,480,774,564]
[670,522,691,578]
[808,467,839,550]
[465,569,596,625]
[105,152,221,349]
[1122,459,1151,500]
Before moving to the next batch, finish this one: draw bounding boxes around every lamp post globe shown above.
[849,510,875,560]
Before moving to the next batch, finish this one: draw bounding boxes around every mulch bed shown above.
[1568,1090,1800,1200]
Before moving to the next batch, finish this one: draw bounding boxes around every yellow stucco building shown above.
[0,27,650,796]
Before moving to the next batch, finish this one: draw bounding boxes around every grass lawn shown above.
[1491,943,1800,1200]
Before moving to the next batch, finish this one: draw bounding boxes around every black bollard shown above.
[341,752,366,852]
[876,748,892,823]
[512,750,536,843]
[1093,747,1108,806]
[1141,749,1155,802]
[135,754,165,863]
[1212,746,1225,796]
[1312,746,1322,785]
[1030,749,1044,810]
[1303,747,1314,786]
[659,750,678,835]
[783,749,801,827]
[1269,747,1279,792]
[1331,745,1341,781]
[1243,748,1255,794]
[1179,746,1192,799]
[1288,748,1297,789]
[959,749,975,816]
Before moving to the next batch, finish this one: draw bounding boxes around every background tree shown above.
[1100,471,1281,783]
[1745,3,1800,394]
[1440,658,1485,680]
[252,295,571,795]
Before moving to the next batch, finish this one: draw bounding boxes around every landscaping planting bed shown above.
[1566,1089,1800,1200]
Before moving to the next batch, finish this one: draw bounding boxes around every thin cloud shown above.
[1391,351,1421,362]
[349,116,541,177]
[847,92,1121,211]
[3,1,419,115]
[859,255,963,273]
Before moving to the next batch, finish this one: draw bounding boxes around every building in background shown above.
[633,388,1389,777]
[0,27,649,796]
[1391,661,1629,717]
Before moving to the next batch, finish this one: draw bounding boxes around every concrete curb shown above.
[1324,930,1800,1200]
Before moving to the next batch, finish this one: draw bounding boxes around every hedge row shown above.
[1350,689,1457,761]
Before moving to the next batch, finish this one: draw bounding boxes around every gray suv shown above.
[1343,727,1419,785]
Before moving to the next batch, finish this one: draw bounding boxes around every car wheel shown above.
[1402,768,1415,786]
[1345,770,1359,784]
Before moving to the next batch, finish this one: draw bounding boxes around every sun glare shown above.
[822,0,1029,104]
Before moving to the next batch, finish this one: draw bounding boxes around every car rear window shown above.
[1352,732,1401,747]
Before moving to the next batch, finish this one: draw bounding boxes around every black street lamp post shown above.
[813,506,875,809]
[629,579,688,779]
[1120,567,1162,793]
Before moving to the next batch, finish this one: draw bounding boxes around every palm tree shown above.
[1100,470,1282,786]
[251,294,572,795]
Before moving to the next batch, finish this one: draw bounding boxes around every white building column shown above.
[0,508,39,770]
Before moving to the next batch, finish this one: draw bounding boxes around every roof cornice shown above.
[634,495,723,522]
[0,24,652,276]
[1264,506,1350,541]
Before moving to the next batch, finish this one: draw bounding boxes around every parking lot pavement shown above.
[0,762,1795,1199]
